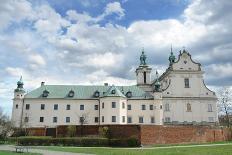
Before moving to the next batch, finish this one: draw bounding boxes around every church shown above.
[11,49,218,128]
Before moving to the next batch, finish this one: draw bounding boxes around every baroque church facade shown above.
[11,49,218,128]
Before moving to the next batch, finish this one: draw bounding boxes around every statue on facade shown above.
[140,49,147,65]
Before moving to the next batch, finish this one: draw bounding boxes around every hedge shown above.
[15,136,140,147]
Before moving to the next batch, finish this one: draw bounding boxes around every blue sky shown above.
[0,0,232,116]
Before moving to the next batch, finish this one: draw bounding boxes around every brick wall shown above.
[140,125,232,145]
[26,128,45,136]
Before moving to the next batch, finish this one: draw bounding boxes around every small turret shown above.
[15,76,25,93]
[154,71,161,92]
[168,46,176,65]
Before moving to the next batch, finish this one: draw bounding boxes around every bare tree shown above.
[78,113,89,137]
[0,107,14,141]
[218,87,232,127]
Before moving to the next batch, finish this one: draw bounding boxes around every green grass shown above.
[0,150,41,155]
[38,143,232,155]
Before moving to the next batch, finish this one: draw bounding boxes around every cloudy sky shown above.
[0,0,232,115]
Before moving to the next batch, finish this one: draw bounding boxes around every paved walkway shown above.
[0,145,93,155]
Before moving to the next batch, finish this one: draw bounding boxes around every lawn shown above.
[0,150,40,155]
[39,143,232,155]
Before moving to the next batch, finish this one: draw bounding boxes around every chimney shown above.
[104,83,108,86]
[41,82,45,86]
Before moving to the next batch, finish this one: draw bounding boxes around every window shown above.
[79,117,84,123]
[25,104,30,110]
[102,102,104,109]
[122,102,125,109]
[208,104,213,112]
[41,104,45,110]
[186,103,191,112]
[165,117,171,123]
[80,105,84,110]
[127,104,131,110]
[24,117,29,123]
[94,105,98,110]
[184,78,190,88]
[127,117,132,123]
[160,105,162,109]
[122,116,125,123]
[54,104,58,110]
[66,104,70,110]
[151,117,155,123]
[102,116,104,122]
[112,116,116,122]
[15,104,18,109]
[143,72,146,83]
[112,102,116,108]
[208,117,214,122]
[95,117,99,123]
[66,117,70,123]
[53,117,57,123]
[139,117,144,123]
[150,105,154,110]
[39,117,44,122]
[142,105,146,110]
[165,104,170,111]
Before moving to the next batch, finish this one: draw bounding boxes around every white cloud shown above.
[28,54,46,67]
[104,2,125,19]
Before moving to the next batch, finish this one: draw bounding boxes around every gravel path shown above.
[0,145,93,155]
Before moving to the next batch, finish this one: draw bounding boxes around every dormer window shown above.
[68,90,74,97]
[126,91,132,98]
[42,90,49,97]
[111,89,116,94]
[94,91,100,97]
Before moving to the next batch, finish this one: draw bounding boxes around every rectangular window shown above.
[41,104,45,110]
[24,117,29,123]
[144,72,146,84]
[165,117,171,123]
[151,117,155,123]
[94,105,98,110]
[142,105,146,110]
[53,117,57,123]
[25,104,30,110]
[102,116,104,122]
[54,104,58,110]
[102,102,104,109]
[66,104,71,110]
[80,105,84,110]
[208,117,214,122]
[79,117,84,123]
[16,104,18,109]
[122,116,125,123]
[139,117,144,123]
[112,102,116,108]
[95,117,99,123]
[184,78,190,88]
[66,117,70,123]
[127,104,131,110]
[165,104,170,111]
[150,105,153,110]
[122,102,125,109]
[39,117,44,122]
[208,104,213,112]
[112,116,116,122]
[127,117,132,123]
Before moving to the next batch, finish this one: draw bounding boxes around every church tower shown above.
[11,76,26,127]
[135,49,152,92]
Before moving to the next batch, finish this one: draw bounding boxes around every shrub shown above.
[109,137,140,147]
[99,126,110,138]
[66,126,76,137]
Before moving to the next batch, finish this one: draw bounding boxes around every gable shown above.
[172,51,201,71]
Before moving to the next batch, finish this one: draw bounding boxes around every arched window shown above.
[143,72,146,83]
[187,103,191,112]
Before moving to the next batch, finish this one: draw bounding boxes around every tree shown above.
[78,113,89,136]
[0,107,14,141]
[218,87,232,127]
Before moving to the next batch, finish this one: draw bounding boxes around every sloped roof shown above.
[25,85,152,99]
[103,85,126,98]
